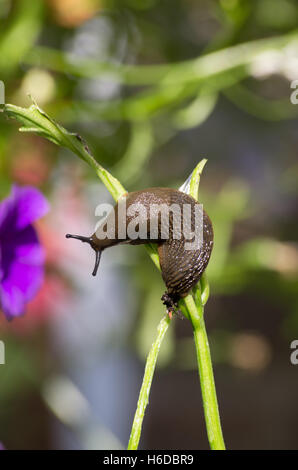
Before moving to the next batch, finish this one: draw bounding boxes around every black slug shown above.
[66,188,213,313]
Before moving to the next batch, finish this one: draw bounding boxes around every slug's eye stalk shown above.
[65,234,102,277]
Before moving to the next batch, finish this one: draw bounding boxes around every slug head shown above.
[161,292,184,319]
[65,234,102,276]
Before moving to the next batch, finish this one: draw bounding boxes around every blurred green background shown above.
[1,0,298,450]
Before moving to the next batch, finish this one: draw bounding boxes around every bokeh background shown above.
[1,0,298,450]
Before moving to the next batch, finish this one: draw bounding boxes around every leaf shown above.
[5,103,126,201]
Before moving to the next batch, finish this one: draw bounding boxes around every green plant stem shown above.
[183,294,225,450]
[128,315,171,450]
[25,31,298,85]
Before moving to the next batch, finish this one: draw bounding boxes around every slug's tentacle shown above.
[92,249,102,276]
[65,234,92,244]
[66,233,102,276]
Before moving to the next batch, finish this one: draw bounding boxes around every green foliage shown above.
[5,102,126,201]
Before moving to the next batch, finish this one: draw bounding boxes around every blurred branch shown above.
[111,121,154,185]
[0,0,43,76]
[23,31,298,128]
[51,68,244,124]
[25,31,298,86]
[173,90,218,129]
[224,83,298,121]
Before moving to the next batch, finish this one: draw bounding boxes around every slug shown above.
[66,188,213,314]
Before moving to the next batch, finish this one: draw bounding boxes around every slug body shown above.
[66,188,213,313]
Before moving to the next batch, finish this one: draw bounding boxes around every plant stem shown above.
[26,31,298,85]
[128,315,171,450]
[183,294,225,450]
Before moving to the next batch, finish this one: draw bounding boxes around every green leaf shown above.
[189,158,208,201]
[4,103,126,201]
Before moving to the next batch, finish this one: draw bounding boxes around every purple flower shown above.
[0,185,49,320]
